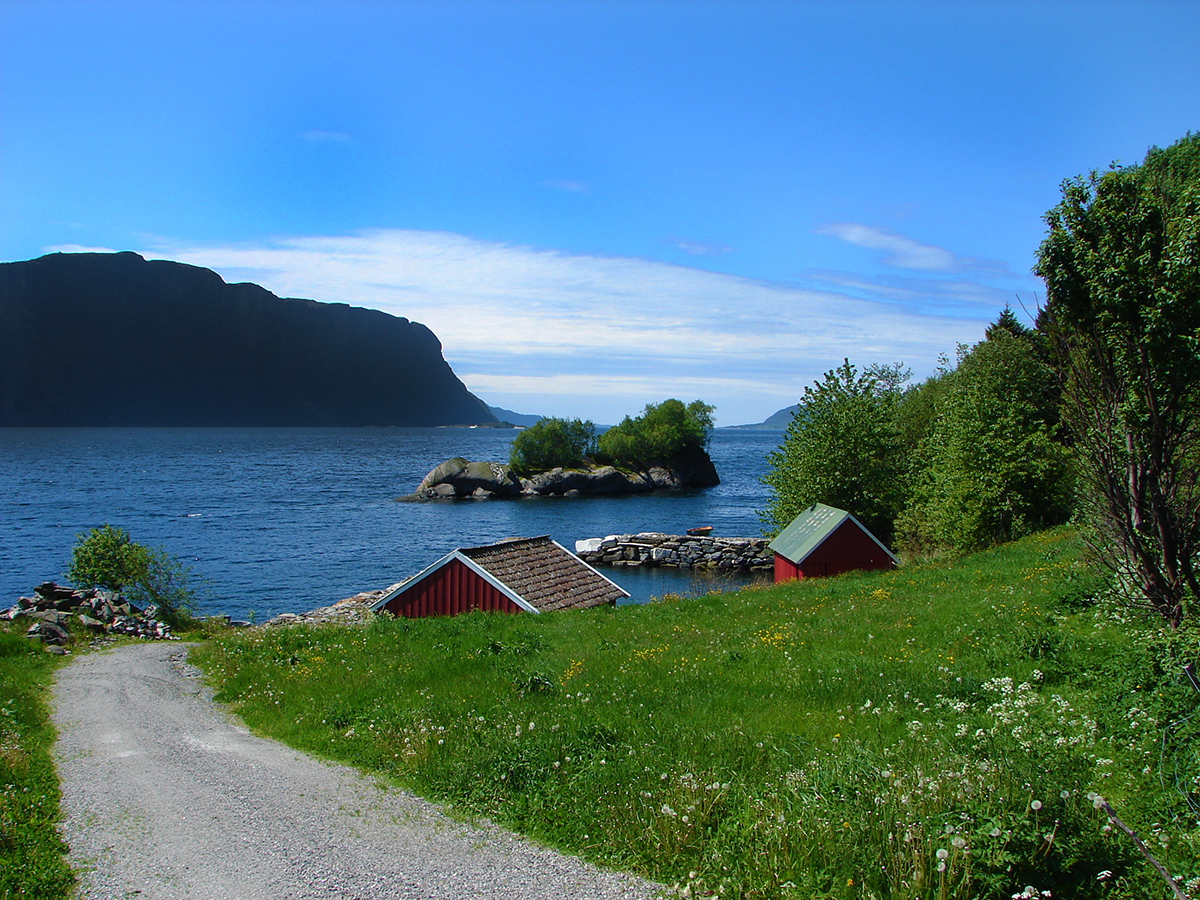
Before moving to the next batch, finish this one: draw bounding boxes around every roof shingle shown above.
[461,536,628,611]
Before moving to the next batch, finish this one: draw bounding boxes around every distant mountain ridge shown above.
[487,406,544,427]
[0,252,496,426]
[726,405,798,430]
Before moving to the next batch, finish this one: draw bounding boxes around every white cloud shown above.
[816,222,959,271]
[675,238,733,256]
[44,243,120,255]
[541,178,591,193]
[141,228,991,425]
[299,129,353,143]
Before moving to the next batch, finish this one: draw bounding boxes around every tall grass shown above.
[0,630,74,899]
[193,529,1200,899]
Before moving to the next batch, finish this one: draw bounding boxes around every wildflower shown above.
[1096,871,1113,881]
[1030,800,1043,811]
[951,836,966,849]
[936,848,949,860]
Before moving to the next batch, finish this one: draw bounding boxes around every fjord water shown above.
[0,428,780,618]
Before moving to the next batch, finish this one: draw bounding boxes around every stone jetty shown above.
[575,532,773,572]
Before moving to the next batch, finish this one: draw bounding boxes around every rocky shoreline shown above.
[575,532,773,572]
[402,454,719,500]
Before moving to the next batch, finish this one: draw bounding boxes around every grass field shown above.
[0,631,74,899]
[191,529,1200,900]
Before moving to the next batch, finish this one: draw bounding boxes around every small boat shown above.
[687,526,714,536]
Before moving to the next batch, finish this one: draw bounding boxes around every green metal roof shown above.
[767,502,897,565]
[767,503,849,563]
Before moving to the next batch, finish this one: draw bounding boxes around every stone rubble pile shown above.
[261,585,402,628]
[575,533,773,572]
[2,581,177,650]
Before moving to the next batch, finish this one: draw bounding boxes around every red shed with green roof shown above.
[767,503,897,583]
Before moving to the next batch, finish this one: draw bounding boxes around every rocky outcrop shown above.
[261,586,401,628]
[575,533,773,572]
[403,453,718,500]
[0,251,496,426]
[2,581,177,650]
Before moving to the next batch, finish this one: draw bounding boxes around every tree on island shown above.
[597,399,715,470]
[1035,132,1200,628]
[508,417,598,475]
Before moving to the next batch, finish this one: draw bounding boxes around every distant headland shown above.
[0,251,495,427]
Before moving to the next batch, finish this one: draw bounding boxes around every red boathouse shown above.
[371,535,629,618]
[768,503,897,583]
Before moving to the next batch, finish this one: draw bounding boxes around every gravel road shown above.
[51,641,663,900]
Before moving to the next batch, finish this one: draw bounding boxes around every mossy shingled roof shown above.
[461,536,629,611]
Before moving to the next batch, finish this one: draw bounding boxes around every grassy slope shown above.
[190,532,1196,897]
[0,632,74,899]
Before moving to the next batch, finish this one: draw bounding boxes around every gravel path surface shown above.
[52,641,664,900]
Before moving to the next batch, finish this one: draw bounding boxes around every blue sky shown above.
[2,1,1197,425]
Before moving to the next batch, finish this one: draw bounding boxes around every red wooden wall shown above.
[774,519,894,583]
[381,558,525,617]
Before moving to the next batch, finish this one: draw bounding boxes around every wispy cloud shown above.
[816,222,959,272]
[299,129,354,143]
[807,269,1015,310]
[138,229,991,424]
[674,238,733,256]
[44,243,120,255]
[541,178,591,194]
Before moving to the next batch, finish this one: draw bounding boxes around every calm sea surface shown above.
[0,428,781,618]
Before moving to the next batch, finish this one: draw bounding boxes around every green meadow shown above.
[0,631,74,899]
[190,529,1199,900]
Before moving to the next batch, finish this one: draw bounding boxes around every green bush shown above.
[897,329,1073,556]
[597,399,714,469]
[508,417,597,475]
[65,524,198,627]
[761,361,908,543]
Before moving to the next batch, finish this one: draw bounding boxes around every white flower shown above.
[936,848,949,860]
[1030,800,1043,811]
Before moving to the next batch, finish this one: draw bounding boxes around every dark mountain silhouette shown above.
[0,252,497,426]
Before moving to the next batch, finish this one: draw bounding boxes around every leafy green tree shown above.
[597,399,715,469]
[66,524,198,626]
[761,361,908,543]
[1035,132,1200,627]
[508,417,597,475]
[897,329,1073,555]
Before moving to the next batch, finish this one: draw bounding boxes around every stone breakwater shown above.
[575,533,773,572]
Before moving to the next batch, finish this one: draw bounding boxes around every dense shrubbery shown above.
[66,524,198,627]
[762,312,1075,556]
[597,398,715,469]
[508,417,597,475]
[507,400,717,475]
[762,361,908,544]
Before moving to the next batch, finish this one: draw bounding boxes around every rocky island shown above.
[404,400,720,499]
[404,451,718,500]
